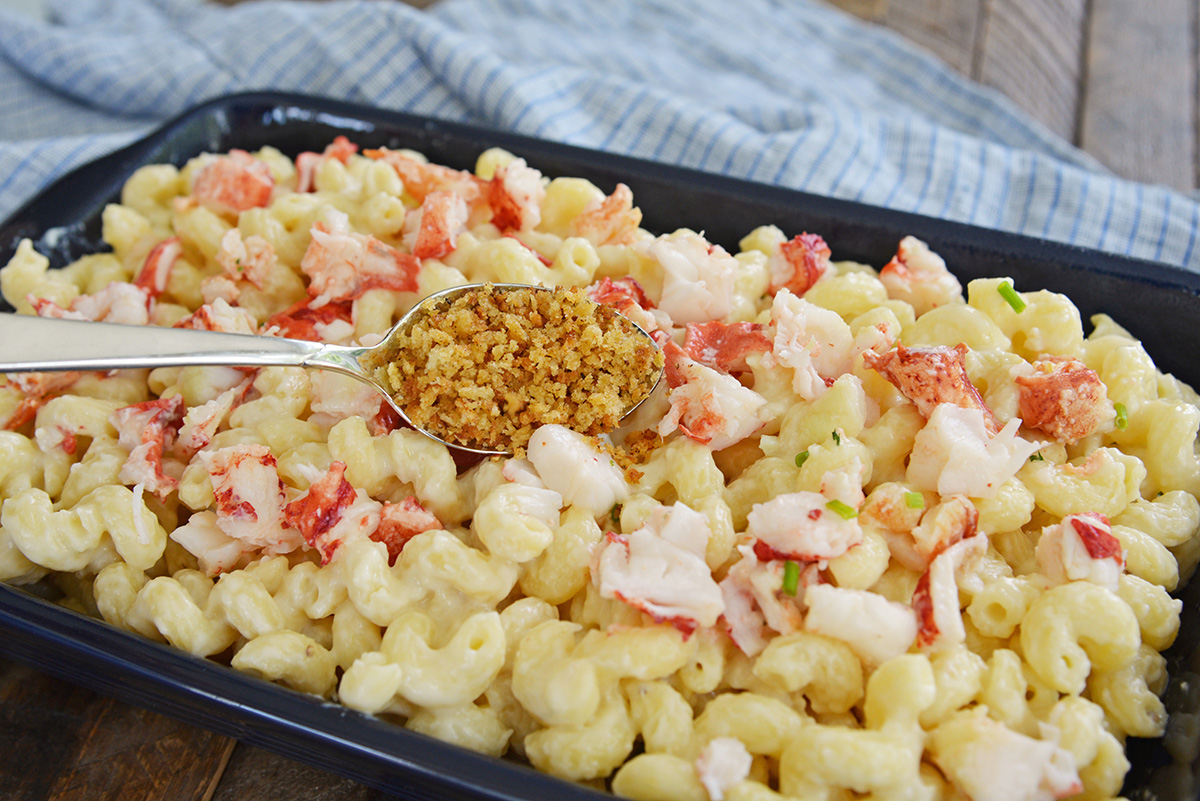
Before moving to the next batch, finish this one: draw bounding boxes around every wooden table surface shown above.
[2,0,1196,799]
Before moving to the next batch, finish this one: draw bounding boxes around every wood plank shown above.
[1078,0,1196,191]
[0,658,232,801]
[827,0,889,21]
[210,744,379,801]
[0,659,93,800]
[972,0,1088,142]
[882,0,985,76]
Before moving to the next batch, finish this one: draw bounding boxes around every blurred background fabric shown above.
[0,0,1196,270]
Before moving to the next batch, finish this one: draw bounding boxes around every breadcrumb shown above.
[369,284,663,451]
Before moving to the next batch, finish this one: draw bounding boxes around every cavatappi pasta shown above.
[2,137,1198,801]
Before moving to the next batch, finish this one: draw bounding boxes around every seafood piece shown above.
[909,494,978,564]
[594,502,724,635]
[719,543,813,656]
[586,276,664,333]
[659,343,767,451]
[262,298,354,342]
[683,321,771,375]
[1,372,81,431]
[1014,357,1115,444]
[746,491,862,563]
[176,386,241,457]
[852,318,901,360]
[215,229,274,289]
[488,157,544,232]
[294,135,358,193]
[411,190,469,260]
[500,457,547,489]
[191,149,275,215]
[865,343,997,432]
[696,737,753,801]
[570,183,641,246]
[525,424,628,517]
[931,711,1082,801]
[168,510,255,577]
[197,444,300,554]
[803,583,917,665]
[907,405,1040,498]
[62,282,150,325]
[300,209,421,307]
[879,235,963,315]
[134,236,183,299]
[365,147,484,204]
[764,288,854,400]
[768,232,831,296]
[174,298,259,334]
[640,230,737,323]
[912,532,988,650]
[861,483,927,571]
[31,281,151,326]
[283,460,382,565]
[111,396,186,499]
[201,275,239,305]
[818,454,868,509]
[308,370,384,428]
[371,497,442,565]
[1035,512,1124,591]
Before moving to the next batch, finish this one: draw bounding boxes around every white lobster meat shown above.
[803,583,917,665]
[640,230,737,323]
[1035,512,1124,591]
[526,424,628,517]
[594,502,724,634]
[746,491,862,563]
[907,405,1041,498]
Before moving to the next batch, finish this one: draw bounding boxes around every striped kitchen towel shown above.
[0,0,1196,270]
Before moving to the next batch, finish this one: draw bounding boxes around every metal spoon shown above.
[0,283,663,457]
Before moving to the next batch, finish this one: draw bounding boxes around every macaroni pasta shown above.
[1,138,1197,801]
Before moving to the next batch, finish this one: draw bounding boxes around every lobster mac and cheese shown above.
[1,138,1198,801]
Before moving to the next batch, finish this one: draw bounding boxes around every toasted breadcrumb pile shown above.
[374,285,663,451]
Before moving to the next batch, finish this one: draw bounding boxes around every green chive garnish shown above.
[904,491,924,509]
[1115,402,1128,430]
[831,430,841,445]
[782,561,800,596]
[795,451,809,468]
[826,499,857,520]
[1029,451,1044,462]
[998,281,1026,313]
[610,505,621,525]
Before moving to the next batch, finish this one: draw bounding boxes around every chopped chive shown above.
[1029,451,1045,462]
[782,561,800,596]
[831,430,841,445]
[610,505,621,525]
[904,491,924,509]
[795,451,809,468]
[826,499,857,520]
[998,281,1026,313]
[1114,402,1128,430]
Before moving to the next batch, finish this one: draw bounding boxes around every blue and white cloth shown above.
[0,0,1196,270]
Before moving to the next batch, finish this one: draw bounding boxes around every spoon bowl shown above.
[0,283,663,457]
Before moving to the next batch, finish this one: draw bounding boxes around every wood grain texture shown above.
[973,0,1089,142]
[211,745,382,801]
[881,0,984,75]
[1079,0,1196,190]
[828,0,889,20]
[0,658,232,801]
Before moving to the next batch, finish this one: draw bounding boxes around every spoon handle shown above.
[0,313,334,373]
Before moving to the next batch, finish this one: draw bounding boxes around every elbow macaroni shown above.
[1,140,1197,800]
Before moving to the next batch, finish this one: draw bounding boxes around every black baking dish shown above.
[1,91,1199,799]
